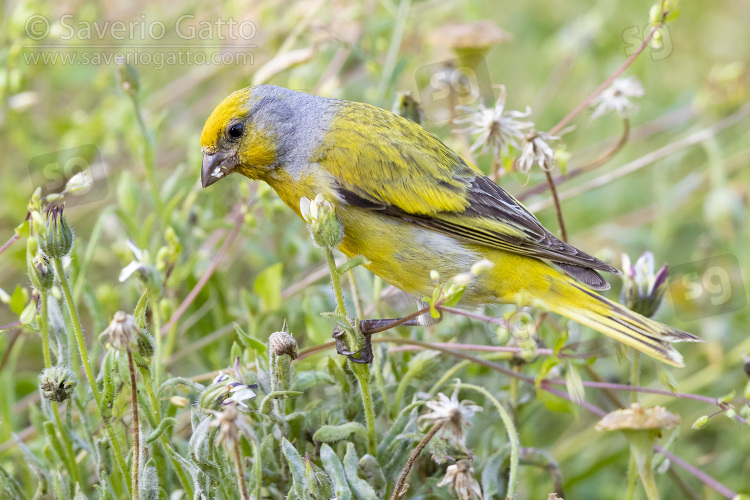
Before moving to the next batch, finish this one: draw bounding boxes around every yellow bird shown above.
[200,85,700,367]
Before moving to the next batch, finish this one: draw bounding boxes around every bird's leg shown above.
[331,305,441,363]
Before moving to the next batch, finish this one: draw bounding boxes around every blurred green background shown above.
[1,0,749,497]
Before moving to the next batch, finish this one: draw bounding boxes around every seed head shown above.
[39,365,78,402]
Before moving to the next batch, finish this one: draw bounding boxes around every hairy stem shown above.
[461,383,520,499]
[52,258,131,496]
[127,350,140,496]
[234,444,250,500]
[389,421,444,500]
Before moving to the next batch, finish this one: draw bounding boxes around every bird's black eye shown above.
[228,122,244,139]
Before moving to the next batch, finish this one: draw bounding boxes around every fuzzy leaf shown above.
[313,422,368,445]
[343,443,378,500]
[294,371,335,392]
[320,443,352,500]
[281,438,310,500]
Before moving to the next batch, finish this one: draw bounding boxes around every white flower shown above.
[454,85,533,157]
[437,460,483,500]
[419,381,482,446]
[590,76,645,121]
[516,130,559,173]
[199,357,258,412]
[119,240,147,282]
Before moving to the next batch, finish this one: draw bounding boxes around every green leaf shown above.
[134,289,149,329]
[281,438,310,500]
[253,262,283,312]
[233,322,267,354]
[320,444,352,500]
[313,422,368,445]
[259,391,303,415]
[10,286,28,315]
[481,449,508,498]
[337,255,370,275]
[343,443,378,500]
[536,386,576,414]
[293,371,335,392]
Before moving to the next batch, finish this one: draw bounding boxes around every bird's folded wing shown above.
[317,103,619,287]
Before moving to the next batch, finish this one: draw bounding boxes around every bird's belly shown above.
[337,207,487,302]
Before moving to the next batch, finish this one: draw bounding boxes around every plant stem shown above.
[325,249,375,454]
[40,291,82,487]
[52,258,131,496]
[127,350,140,496]
[626,350,641,499]
[544,169,568,242]
[234,445,250,500]
[352,362,377,454]
[389,421,444,500]
[548,18,666,136]
[460,383,520,499]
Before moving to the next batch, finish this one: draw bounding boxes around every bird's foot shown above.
[332,321,373,363]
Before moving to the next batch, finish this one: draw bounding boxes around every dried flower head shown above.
[430,21,511,52]
[419,381,482,446]
[590,76,644,121]
[595,403,680,432]
[269,330,298,359]
[454,85,533,158]
[99,311,141,352]
[516,130,559,173]
[621,251,669,318]
[596,403,680,500]
[199,357,258,412]
[39,365,78,402]
[208,401,254,451]
[437,460,483,500]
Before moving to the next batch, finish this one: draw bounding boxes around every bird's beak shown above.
[201,151,236,188]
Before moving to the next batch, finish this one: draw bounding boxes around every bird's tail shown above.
[544,275,702,367]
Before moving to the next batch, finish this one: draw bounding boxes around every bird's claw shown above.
[332,322,373,364]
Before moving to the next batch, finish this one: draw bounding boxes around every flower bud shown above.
[27,238,54,292]
[137,330,155,358]
[38,205,74,259]
[65,170,93,195]
[269,330,298,359]
[692,415,710,430]
[621,252,669,318]
[39,365,78,402]
[300,194,343,249]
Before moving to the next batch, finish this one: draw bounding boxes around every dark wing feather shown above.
[337,174,620,286]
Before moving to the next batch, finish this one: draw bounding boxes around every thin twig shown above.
[528,102,750,213]
[160,209,245,335]
[519,117,630,201]
[389,421,444,500]
[548,17,665,136]
[544,169,568,242]
[0,233,20,256]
